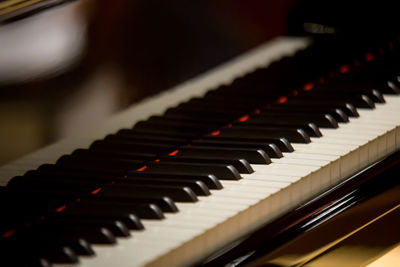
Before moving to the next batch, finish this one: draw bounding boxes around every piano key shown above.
[238,118,323,136]
[127,171,222,190]
[164,108,241,122]
[116,129,194,142]
[255,112,338,128]
[66,199,165,220]
[37,225,117,244]
[71,148,156,162]
[203,135,294,152]
[173,146,271,164]
[118,177,211,196]
[37,236,94,256]
[283,100,359,117]
[215,126,312,143]
[191,139,283,158]
[55,210,144,230]
[133,120,219,136]
[90,140,177,156]
[98,184,199,203]
[266,105,350,122]
[144,162,241,180]
[107,133,188,146]
[296,93,376,109]
[56,155,144,172]
[159,155,253,174]
[2,233,80,265]
[46,216,130,237]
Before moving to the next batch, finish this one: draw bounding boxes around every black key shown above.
[165,106,245,119]
[256,112,338,128]
[174,146,271,164]
[37,236,94,256]
[175,101,250,112]
[2,236,78,264]
[160,155,253,174]
[107,133,188,146]
[127,171,222,190]
[38,246,78,264]
[145,162,241,180]
[56,210,144,230]
[296,93,375,108]
[314,86,385,103]
[386,80,400,94]
[215,126,312,143]
[65,200,164,220]
[118,176,211,196]
[56,155,144,172]
[90,140,176,156]
[191,139,283,158]
[98,184,198,203]
[37,164,124,178]
[203,135,294,152]
[61,219,129,237]
[117,128,198,140]
[71,148,156,163]
[237,118,322,137]
[164,109,240,124]
[133,120,219,135]
[38,225,116,244]
[283,100,359,117]
[164,112,233,124]
[268,105,349,122]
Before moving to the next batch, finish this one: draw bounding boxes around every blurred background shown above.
[1,0,398,165]
[0,0,297,165]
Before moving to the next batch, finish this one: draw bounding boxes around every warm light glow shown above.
[303,82,314,91]
[292,90,298,96]
[254,109,261,114]
[318,77,325,84]
[328,72,335,78]
[365,52,374,61]
[354,59,360,66]
[277,96,287,103]
[210,130,220,136]
[367,244,400,267]
[55,205,66,212]
[91,187,102,194]
[339,64,349,73]
[2,230,14,238]
[154,159,160,162]
[137,165,147,171]
[168,150,179,156]
[238,115,249,122]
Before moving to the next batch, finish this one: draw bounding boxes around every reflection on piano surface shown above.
[1,1,400,266]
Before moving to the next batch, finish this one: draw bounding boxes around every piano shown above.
[1,1,400,266]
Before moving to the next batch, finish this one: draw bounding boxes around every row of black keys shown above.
[3,42,400,266]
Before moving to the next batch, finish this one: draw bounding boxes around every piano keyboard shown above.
[1,36,400,267]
